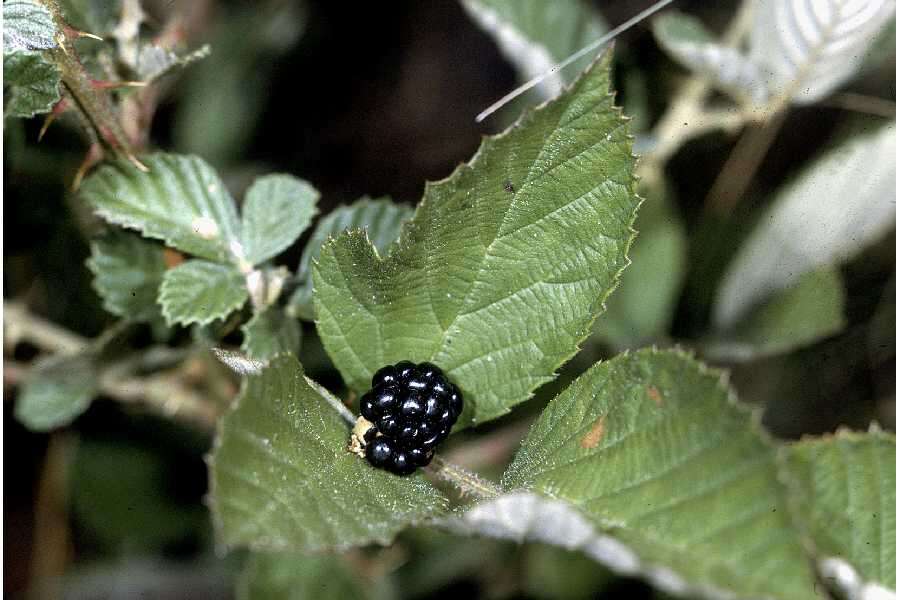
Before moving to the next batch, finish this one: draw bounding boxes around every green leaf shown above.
[14,354,98,431]
[135,43,211,82]
[241,307,302,361]
[159,260,248,326]
[57,0,121,36]
[705,268,845,361]
[209,355,447,552]
[524,544,614,600]
[652,11,767,104]
[87,230,167,323]
[313,51,638,427]
[715,123,896,328]
[290,197,414,320]
[446,349,817,600]
[3,50,60,118]
[460,0,607,99]
[240,174,319,266]
[779,428,896,595]
[3,0,58,52]
[237,553,371,600]
[596,188,686,349]
[80,153,243,264]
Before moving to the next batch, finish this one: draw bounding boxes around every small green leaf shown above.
[652,11,767,104]
[87,230,167,322]
[80,153,243,264]
[461,0,607,99]
[779,428,896,594]
[240,174,319,266]
[57,0,121,36]
[313,51,638,427]
[3,51,60,118]
[14,354,98,431]
[290,197,413,320]
[447,349,817,600]
[135,43,211,82]
[596,189,687,349]
[209,355,447,552]
[241,307,302,361]
[715,124,895,328]
[705,268,845,361]
[3,0,58,52]
[237,553,371,600]
[159,260,248,326]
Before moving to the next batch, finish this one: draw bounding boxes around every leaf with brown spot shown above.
[647,385,662,406]
[580,416,605,449]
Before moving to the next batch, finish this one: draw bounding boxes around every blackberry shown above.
[349,360,462,476]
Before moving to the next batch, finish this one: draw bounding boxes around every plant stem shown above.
[428,456,502,499]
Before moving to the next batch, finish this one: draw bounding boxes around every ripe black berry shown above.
[354,360,463,476]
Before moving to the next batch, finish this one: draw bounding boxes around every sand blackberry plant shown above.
[4,0,895,598]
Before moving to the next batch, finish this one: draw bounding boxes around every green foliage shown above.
[241,307,302,361]
[290,197,414,320]
[159,260,248,327]
[240,174,319,266]
[3,0,58,52]
[237,553,371,600]
[3,51,61,118]
[705,268,846,361]
[14,354,98,432]
[450,349,817,600]
[209,355,447,552]
[524,544,614,600]
[87,230,167,323]
[313,51,639,427]
[779,428,896,592]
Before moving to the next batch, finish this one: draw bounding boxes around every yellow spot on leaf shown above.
[580,416,606,449]
[647,386,663,406]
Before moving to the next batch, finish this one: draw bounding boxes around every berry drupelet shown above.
[349,360,463,476]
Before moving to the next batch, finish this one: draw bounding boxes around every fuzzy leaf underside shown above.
[3,51,61,118]
[779,429,896,593]
[3,0,58,52]
[240,307,302,361]
[313,51,639,427]
[715,123,896,328]
[158,260,248,326]
[87,230,167,322]
[80,153,242,264]
[209,355,447,552]
[445,349,818,600]
[240,174,319,266]
[291,197,414,320]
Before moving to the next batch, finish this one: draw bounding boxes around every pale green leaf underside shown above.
[87,230,167,322]
[290,197,414,320]
[3,0,58,52]
[496,349,817,600]
[237,553,370,600]
[240,174,319,266]
[80,153,242,264]
[241,307,302,360]
[14,354,98,431]
[460,0,607,99]
[209,355,447,552]
[159,259,248,326]
[705,268,845,362]
[313,51,638,427]
[779,429,896,591]
[3,51,61,118]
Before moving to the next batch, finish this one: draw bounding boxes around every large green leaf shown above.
[3,0,58,52]
[445,349,817,600]
[80,153,243,264]
[460,0,606,99]
[313,51,638,427]
[237,553,372,600]
[209,354,447,552]
[714,118,895,329]
[240,174,319,266]
[158,260,248,326]
[14,354,98,431]
[87,230,167,323]
[240,307,302,361]
[290,197,414,320]
[705,268,845,362]
[779,428,896,595]
[3,50,60,118]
